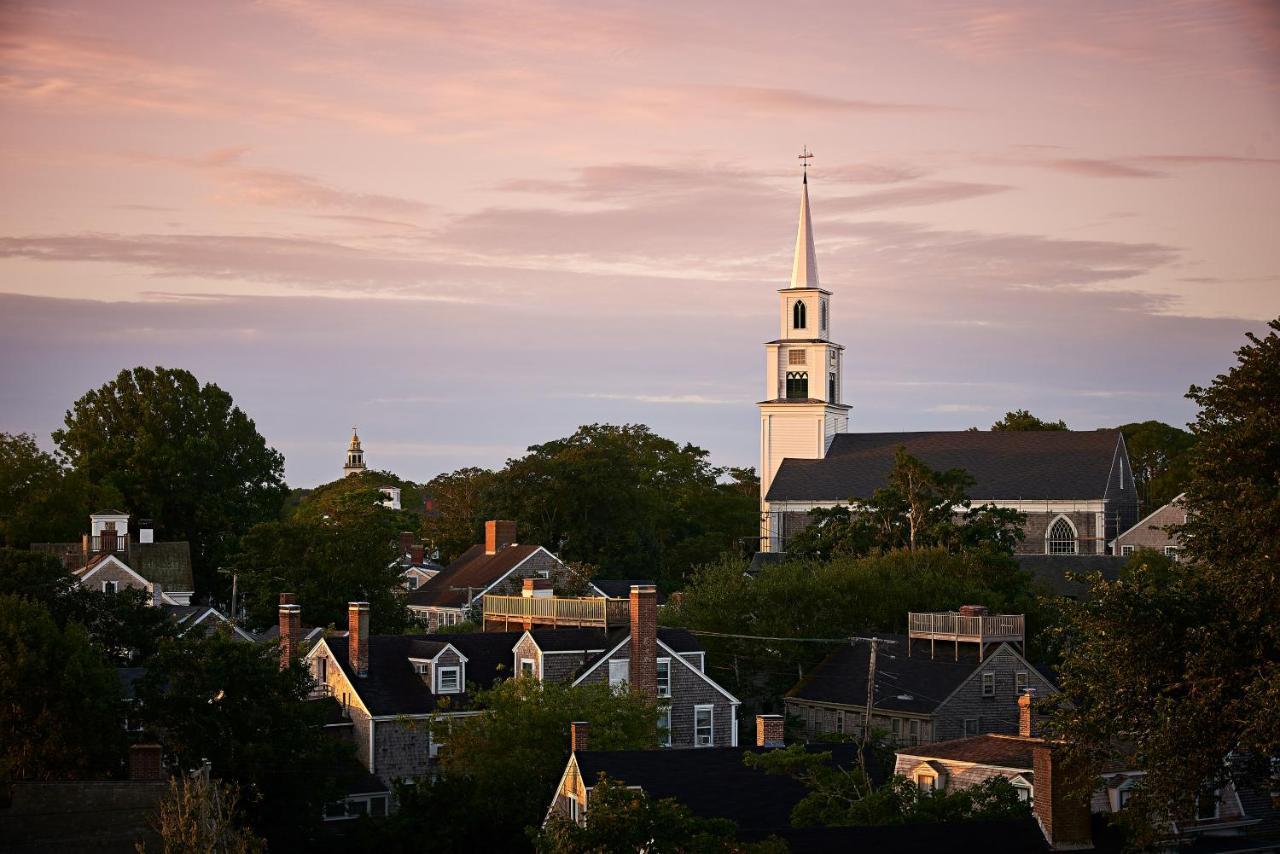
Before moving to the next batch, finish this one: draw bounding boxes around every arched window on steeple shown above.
[793,300,807,330]
[1046,516,1078,555]
[785,372,808,399]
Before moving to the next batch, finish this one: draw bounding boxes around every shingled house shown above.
[32,511,194,605]
[1111,493,1187,560]
[764,431,1139,556]
[303,585,737,785]
[406,520,576,629]
[785,608,1057,745]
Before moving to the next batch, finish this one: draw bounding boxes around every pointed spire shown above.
[789,172,820,289]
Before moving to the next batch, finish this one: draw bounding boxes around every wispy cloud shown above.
[560,392,740,406]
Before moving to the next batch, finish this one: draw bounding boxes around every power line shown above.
[673,628,897,646]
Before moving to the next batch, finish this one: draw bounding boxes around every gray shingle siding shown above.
[932,648,1057,742]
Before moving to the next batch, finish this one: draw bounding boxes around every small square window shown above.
[1120,545,1135,556]
[437,666,461,693]
[413,661,428,675]
[788,350,806,365]
[982,673,996,697]
[917,773,936,792]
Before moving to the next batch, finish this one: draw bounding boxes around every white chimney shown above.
[151,582,163,608]
[139,518,155,544]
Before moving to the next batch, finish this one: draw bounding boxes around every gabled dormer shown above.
[407,640,468,695]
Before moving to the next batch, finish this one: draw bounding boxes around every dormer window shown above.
[103,580,117,594]
[437,666,461,694]
[793,301,807,329]
[412,660,428,675]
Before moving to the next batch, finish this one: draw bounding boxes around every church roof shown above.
[766,430,1125,502]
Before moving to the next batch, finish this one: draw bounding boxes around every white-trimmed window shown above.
[407,576,418,590]
[1047,516,1078,555]
[1016,671,1028,694]
[608,659,630,688]
[1014,781,1033,803]
[1120,545,1135,556]
[315,656,327,683]
[656,658,670,698]
[437,666,461,694]
[982,672,996,697]
[1196,790,1221,821]
[412,660,428,675]
[694,705,713,747]
[916,773,937,792]
[103,580,118,594]
[658,706,672,747]
[964,718,979,736]
[788,350,806,365]
[1164,546,1180,561]
[568,794,579,823]
[520,658,536,678]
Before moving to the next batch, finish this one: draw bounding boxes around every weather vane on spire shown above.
[798,145,814,180]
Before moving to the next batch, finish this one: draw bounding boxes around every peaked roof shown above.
[406,543,549,608]
[767,430,1126,502]
[126,541,194,590]
[897,734,1043,770]
[790,174,820,289]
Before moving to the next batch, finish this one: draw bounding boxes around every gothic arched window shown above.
[793,300,807,330]
[1046,516,1078,555]
[785,371,808,399]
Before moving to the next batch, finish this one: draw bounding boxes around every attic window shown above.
[916,773,937,792]
[103,580,117,594]
[437,666,460,694]
[412,661,428,675]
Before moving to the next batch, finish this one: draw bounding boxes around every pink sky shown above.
[1,0,1278,486]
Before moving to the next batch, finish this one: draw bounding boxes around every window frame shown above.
[1196,790,1221,821]
[656,657,671,698]
[792,300,807,329]
[1015,671,1028,694]
[981,672,996,697]
[693,704,714,747]
[520,658,537,679]
[1046,515,1079,555]
[608,658,630,689]
[916,773,937,792]
[964,718,979,736]
[1120,545,1135,556]
[657,705,672,748]
[788,349,806,365]
[785,371,809,400]
[436,665,461,694]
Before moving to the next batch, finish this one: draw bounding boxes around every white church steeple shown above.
[343,427,367,477]
[757,153,850,552]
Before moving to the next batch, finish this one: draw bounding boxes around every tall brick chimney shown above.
[485,520,517,555]
[958,604,989,618]
[571,721,590,752]
[348,601,370,678]
[279,593,301,670]
[756,714,785,748]
[398,531,414,556]
[128,743,165,781]
[1033,744,1092,850]
[629,584,657,699]
[1019,689,1038,738]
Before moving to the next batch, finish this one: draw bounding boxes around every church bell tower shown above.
[343,427,368,477]
[758,157,849,551]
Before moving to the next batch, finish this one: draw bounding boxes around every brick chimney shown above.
[629,584,657,699]
[1033,744,1092,850]
[128,743,165,781]
[756,714,785,748]
[522,578,553,597]
[958,604,989,618]
[348,601,370,678]
[485,520,517,555]
[1019,689,1038,738]
[571,721,590,752]
[279,593,301,670]
[398,531,414,555]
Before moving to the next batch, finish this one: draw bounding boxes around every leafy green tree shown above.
[52,367,288,594]
[0,547,76,601]
[666,549,1039,716]
[233,480,412,632]
[1117,420,1195,511]
[990,409,1067,431]
[0,595,123,783]
[375,678,658,851]
[290,470,423,527]
[1052,318,1280,840]
[535,776,783,854]
[419,466,501,562]
[744,746,1029,827]
[0,432,98,547]
[136,630,346,845]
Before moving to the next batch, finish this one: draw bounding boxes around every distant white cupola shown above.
[344,427,368,477]
[757,152,850,552]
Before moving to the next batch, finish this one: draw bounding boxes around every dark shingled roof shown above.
[897,734,1041,770]
[1017,554,1126,600]
[767,430,1125,502]
[574,744,877,834]
[125,541,194,590]
[406,543,548,608]
[788,636,1052,714]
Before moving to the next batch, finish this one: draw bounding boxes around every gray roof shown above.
[125,541,193,591]
[767,430,1125,502]
[1017,554,1126,599]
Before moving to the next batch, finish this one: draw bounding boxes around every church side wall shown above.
[1015,511,1099,555]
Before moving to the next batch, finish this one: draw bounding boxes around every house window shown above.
[908,719,920,745]
[964,718,979,736]
[788,350,806,365]
[608,659,630,688]
[1047,516,1078,555]
[658,706,672,747]
[1196,791,1220,821]
[1120,545,1135,556]
[917,773,937,792]
[793,300,807,329]
[315,656,327,683]
[656,658,670,698]
[785,371,808,399]
[412,661,428,675]
[520,658,536,678]
[568,794,579,823]
[103,580,117,594]
[694,705,713,747]
[407,576,418,590]
[820,300,828,331]
[1014,782,1033,804]
[1164,546,1180,561]
[437,666,461,694]
[1117,787,1132,810]
[982,672,996,697]
[1016,671,1028,694]
[891,718,901,742]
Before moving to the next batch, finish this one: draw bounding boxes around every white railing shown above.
[482,594,629,628]
[907,612,1025,643]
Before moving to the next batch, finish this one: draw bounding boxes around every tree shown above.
[535,776,782,854]
[0,432,97,548]
[1117,420,1195,510]
[1053,318,1280,840]
[135,631,346,845]
[0,547,76,601]
[744,746,1030,828]
[419,466,501,562]
[53,367,288,594]
[140,774,266,854]
[990,409,1067,431]
[375,678,659,851]
[233,480,410,633]
[0,595,123,783]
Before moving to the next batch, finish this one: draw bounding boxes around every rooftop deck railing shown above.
[483,594,630,629]
[907,611,1025,660]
